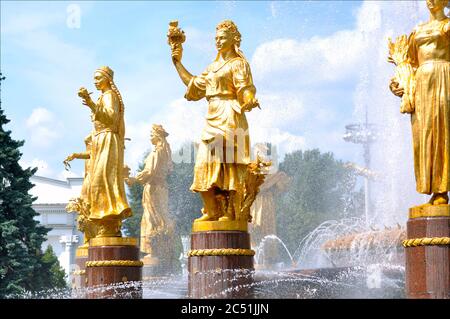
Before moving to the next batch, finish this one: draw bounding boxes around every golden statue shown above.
[168,20,268,227]
[250,170,290,247]
[126,124,175,261]
[65,132,96,244]
[389,0,449,209]
[77,66,131,237]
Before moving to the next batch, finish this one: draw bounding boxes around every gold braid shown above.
[86,260,144,267]
[402,237,450,247]
[188,248,255,257]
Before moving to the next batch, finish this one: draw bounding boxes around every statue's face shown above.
[426,0,448,11]
[215,29,234,53]
[150,132,158,145]
[94,72,109,91]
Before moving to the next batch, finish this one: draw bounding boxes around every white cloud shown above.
[251,31,367,84]
[26,107,54,127]
[25,108,62,148]
[20,158,54,177]
[251,126,306,156]
[250,1,400,85]
[248,93,305,129]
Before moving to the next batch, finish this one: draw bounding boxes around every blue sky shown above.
[0,0,433,180]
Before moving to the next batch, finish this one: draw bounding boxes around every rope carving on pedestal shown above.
[188,248,255,257]
[402,237,450,247]
[85,260,144,267]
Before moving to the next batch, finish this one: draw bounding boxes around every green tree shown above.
[0,74,50,297]
[276,149,364,252]
[123,159,146,238]
[30,245,67,291]
[168,142,202,236]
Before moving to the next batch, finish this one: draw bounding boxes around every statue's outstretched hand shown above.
[63,154,74,171]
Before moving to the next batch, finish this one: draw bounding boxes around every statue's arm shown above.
[172,46,193,86]
[96,92,119,120]
[233,60,259,112]
[64,152,90,162]
[135,152,159,184]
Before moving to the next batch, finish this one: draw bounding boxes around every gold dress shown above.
[88,90,131,220]
[185,57,256,193]
[409,19,450,194]
[137,145,173,254]
[80,133,92,202]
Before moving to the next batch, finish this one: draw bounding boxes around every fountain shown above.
[4,1,448,300]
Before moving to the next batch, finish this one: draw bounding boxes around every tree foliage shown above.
[276,149,364,252]
[123,159,146,238]
[31,245,67,291]
[0,74,59,297]
[168,142,202,236]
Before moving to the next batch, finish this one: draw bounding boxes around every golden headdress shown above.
[152,124,169,138]
[96,66,114,80]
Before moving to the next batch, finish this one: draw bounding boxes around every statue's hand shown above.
[78,87,90,99]
[242,97,260,112]
[78,87,95,109]
[172,45,183,64]
[63,154,74,171]
[389,78,404,97]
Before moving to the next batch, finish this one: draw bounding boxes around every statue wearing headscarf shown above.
[78,66,131,237]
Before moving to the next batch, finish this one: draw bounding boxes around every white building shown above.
[30,175,84,284]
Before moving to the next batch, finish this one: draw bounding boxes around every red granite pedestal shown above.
[188,221,255,299]
[86,237,143,299]
[405,205,450,299]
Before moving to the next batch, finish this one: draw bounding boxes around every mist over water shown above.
[354,1,424,227]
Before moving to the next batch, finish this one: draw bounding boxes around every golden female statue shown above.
[169,20,261,223]
[65,132,96,244]
[78,66,131,237]
[389,0,449,207]
[126,124,174,258]
[250,171,290,245]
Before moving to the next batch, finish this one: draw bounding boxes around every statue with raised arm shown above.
[77,66,131,237]
[168,20,268,227]
[126,124,174,261]
[389,0,449,209]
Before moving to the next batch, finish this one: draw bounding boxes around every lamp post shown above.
[343,123,379,227]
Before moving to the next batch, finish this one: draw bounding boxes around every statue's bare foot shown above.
[218,215,233,222]
[195,212,216,222]
[432,193,449,205]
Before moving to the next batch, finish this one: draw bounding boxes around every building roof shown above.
[30,175,83,204]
